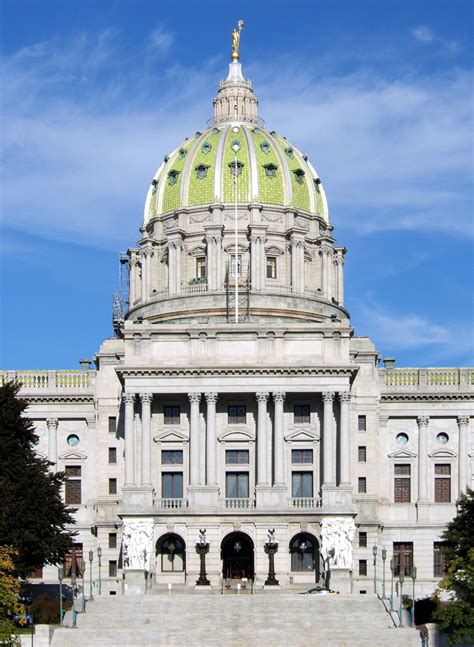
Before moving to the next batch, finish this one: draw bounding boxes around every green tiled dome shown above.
[144,123,329,224]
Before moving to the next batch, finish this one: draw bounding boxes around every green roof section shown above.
[251,128,284,205]
[222,127,251,204]
[161,140,190,214]
[276,137,310,212]
[187,129,222,207]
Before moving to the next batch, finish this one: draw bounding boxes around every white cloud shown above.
[412,26,435,44]
[148,25,173,55]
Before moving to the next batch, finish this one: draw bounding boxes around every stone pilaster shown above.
[205,393,218,485]
[188,393,202,486]
[46,418,58,470]
[272,392,286,485]
[339,392,351,485]
[256,392,270,485]
[322,392,336,487]
[123,393,136,486]
[458,416,470,493]
[417,416,430,502]
[140,393,153,486]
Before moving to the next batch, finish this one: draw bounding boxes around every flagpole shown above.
[234,151,239,324]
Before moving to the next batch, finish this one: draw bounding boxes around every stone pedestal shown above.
[255,485,276,507]
[416,501,431,522]
[321,484,352,508]
[188,485,219,509]
[328,568,352,594]
[122,485,153,508]
[124,569,148,596]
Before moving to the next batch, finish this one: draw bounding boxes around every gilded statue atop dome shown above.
[231,20,244,60]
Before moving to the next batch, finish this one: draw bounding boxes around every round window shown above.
[396,433,409,445]
[436,432,449,444]
[67,434,80,447]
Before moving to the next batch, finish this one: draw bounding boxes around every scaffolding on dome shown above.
[112,252,130,336]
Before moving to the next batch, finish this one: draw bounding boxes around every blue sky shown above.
[1,0,473,369]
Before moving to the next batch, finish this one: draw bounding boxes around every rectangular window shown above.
[358,477,367,493]
[196,257,206,279]
[393,542,413,576]
[164,406,180,425]
[294,405,310,424]
[108,478,117,495]
[230,255,242,278]
[359,560,367,576]
[291,449,313,464]
[292,472,313,498]
[359,531,368,548]
[108,561,117,578]
[435,464,451,503]
[226,472,249,498]
[162,450,183,465]
[64,543,84,577]
[434,542,448,577]
[108,533,117,549]
[108,447,117,464]
[65,465,82,505]
[108,416,117,434]
[358,446,367,462]
[394,464,411,503]
[266,257,277,279]
[162,472,183,499]
[228,405,247,425]
[225,450,249,464]
[358,415,367,431]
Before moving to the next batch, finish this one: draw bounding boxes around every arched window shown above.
[157,533,186,573]
[290,533,318,573]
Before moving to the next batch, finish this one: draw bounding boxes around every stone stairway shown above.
[51,593,422,647]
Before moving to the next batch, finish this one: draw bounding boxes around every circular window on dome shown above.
[396,433,409,445]
[232,126,240,133]
[67,434,80,447]
[201,141,212,154]
[212,127,219,135]
[285,146,294,159]
[437,432,449,444]
[260,141,270,154]
[230,139,241,153]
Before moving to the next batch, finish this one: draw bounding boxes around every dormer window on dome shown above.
[201,141,212,154]
[195,164,210,180]
[228,160,244,176]
[285,147,294,159]
[263,163,278,178]
[260,141,271,154]
[293,168,305,184]
[178,148,187,160]
[167,169,180,186]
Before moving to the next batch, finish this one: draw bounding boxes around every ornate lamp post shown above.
[97,546,102,596]
[88,551,94,601]
[411,566,417,626]
[195,529,210,586]
[264,529,279,586]
[372,545,378,595]
[381,548,387,599]
[389,558,394,611]
[80,558,86,612]
[398,570,405,628]
[58,566,64,626]
[71,564,77,628]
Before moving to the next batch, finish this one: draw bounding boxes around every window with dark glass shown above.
[162,472,183,499]
[294,405,310,424]
[162,450,183,465]
[109,478,117,495]
[393,542,413,576]
[226,450,249,464]
[292,472,313,498]
[435,464,451,503]
[109,561,117,577]
[230,255,242,278]
[196,257,206,279]
[394,464,411,503]
[358,446,367,462]
[108,447,117,464]
[359,531,367,548]
[228,405,246,424]
[64,543,84,577]
[358,415,367,431]
[434,542,448,577]
[159,534,185,572]
[358,477,367,494]
[108,417,117,434]
[290,535,316,572]
[109,533,117,549]
[266,257,277,279]
[65,465,82,504]
[164,406,180,425]
[359,560,367,576]
[226,472,249,498]
[291,449,313,464]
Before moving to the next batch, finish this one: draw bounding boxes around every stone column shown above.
[129,255,138,305]
[322,392,335,486]
[140,250,147,302]
[417,416,430,502]
[334,247,346,305]
[123,393,136,486]
[321,246,333,299]
[205,393,218,485]
[140,393,152,486]
[46,418,58,470]
[458,416,470,493]
[339,392,351,485]
[249,224,267,291]
[188,393,202,486]
[256,392,270,485]
[146,248,153,298]
[273,392,286,485]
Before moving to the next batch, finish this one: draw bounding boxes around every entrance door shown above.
[221,532,254,580]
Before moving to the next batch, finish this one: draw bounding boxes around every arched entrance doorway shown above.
[156,533,186,575]
[289,533,320,582]
[221,532,254,580]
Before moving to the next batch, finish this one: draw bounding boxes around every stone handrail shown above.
[224,497,255,509]
[0,370,95,390]
[156,498,187,509]
[382,368,474,390]
[290,497,322,509]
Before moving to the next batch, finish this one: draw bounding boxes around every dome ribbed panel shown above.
[187,129,222,207]
[242,126,259,202]
[180,132,208,206]
[221,127,251,203]
[276,137,310,212]
[251,129,284,206]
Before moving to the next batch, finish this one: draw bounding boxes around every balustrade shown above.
[290,497,322,509]
[156,498,187,509]
[224,498,255,509]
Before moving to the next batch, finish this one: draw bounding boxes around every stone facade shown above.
[3,55,473,599]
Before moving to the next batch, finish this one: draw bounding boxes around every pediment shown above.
[188,245,206,257]
[224,243,248,254]
[58,450,87,461]
[388,449,417,459]
[285,428,320,443]
[265,245,284,256]
[428,449,457,458]
[218,428,255,443]
[154,429,189,443]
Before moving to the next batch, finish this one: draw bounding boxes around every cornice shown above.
[381,392,474,402]
[117,366,357,379]
[18,394,95,404]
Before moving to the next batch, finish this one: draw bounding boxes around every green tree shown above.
[0,546,25,644]
[0,382,75,578]
[434,488,474,645]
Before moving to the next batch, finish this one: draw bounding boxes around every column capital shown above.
[458,415,470,427]
[139,392,153,404]
[417,415,430,428]
[338,391,351,403]
[272,391,286,403]
[46,418,58,430]
[188,392,202,403]
[322,391,335,403]
[256,392,269,403]
[205,392,218,404]
[123,393,136,405]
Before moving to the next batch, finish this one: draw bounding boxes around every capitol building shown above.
[4,32,473,599]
